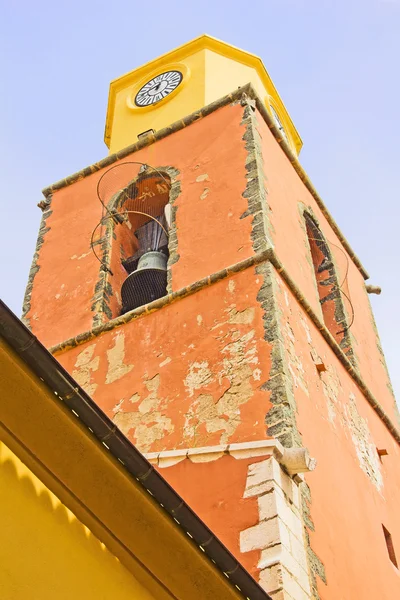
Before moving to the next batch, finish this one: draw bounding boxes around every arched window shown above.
[117,172,171,314]
[92,165,178,327]
[304,213,354,362]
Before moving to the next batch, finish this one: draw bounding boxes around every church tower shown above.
[24,35,400,599]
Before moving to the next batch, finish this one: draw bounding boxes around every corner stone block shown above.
[244,456,282,491]
[259,564,310,600]
[289,529,309,574]
[240,516,291,553]
[258,544,311,596]
[258,488,304,542]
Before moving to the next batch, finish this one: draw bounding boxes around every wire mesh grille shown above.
[91,162,172,276]
[121,268,168,313]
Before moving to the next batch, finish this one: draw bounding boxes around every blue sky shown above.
[1,0,399,401]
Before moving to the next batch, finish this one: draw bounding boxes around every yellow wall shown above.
[204,50,296,153]
[204,49,266,106]
[109,50,206,154]
[0,441,155,600]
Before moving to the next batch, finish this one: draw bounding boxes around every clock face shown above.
[135,71,183,107]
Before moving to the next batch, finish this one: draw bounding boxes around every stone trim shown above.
[145,444,317,598]
[40,83,368,280]
[21,196,53,328]
[303,210,358,368]
[255,260,326,597]
[240,456,315,599]
[145,440,284,468]
[256,261,302,449]
[145,440,316,476]
[240,94,273,254]
[48,250,400,447]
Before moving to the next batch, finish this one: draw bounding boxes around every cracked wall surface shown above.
[57,267,273,454]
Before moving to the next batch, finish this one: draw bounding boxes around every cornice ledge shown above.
[144,440,317,483]
[144,440,284,467]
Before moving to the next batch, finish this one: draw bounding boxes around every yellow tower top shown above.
[105,34,302,156]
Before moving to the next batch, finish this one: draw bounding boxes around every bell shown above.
[121,251,168,313]
[136,251,168,271]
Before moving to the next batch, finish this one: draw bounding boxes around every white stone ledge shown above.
[144,440,317,478]
[144,439,285,467]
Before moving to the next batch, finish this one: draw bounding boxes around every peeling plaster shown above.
[105,332,133,384]
[200,187,210,200]
[159,356,171,367]
[70,251,91,260]
[284,322,309,398]
[113,374,173,452]
[320,365,343,427]
[228,307,255,325]
[195,174,210,182]
[72,344,99,397]
[184,361,214,397]
[183,330,259,446]
[345,394,383,491]
[228,280,236,293]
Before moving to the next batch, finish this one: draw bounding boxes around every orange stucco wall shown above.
[255,108,398,424]
[274,269,400,599]
[156,455,262,579]
[56,268,273,453]
[26,103,253,348]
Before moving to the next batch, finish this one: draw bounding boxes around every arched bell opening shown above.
[91,163,177,326]
[304,212,356,364]
[117,171,172,314]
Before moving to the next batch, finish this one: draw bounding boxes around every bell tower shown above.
[24,35,400,600]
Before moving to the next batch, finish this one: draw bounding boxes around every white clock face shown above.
[135,71,183,107]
